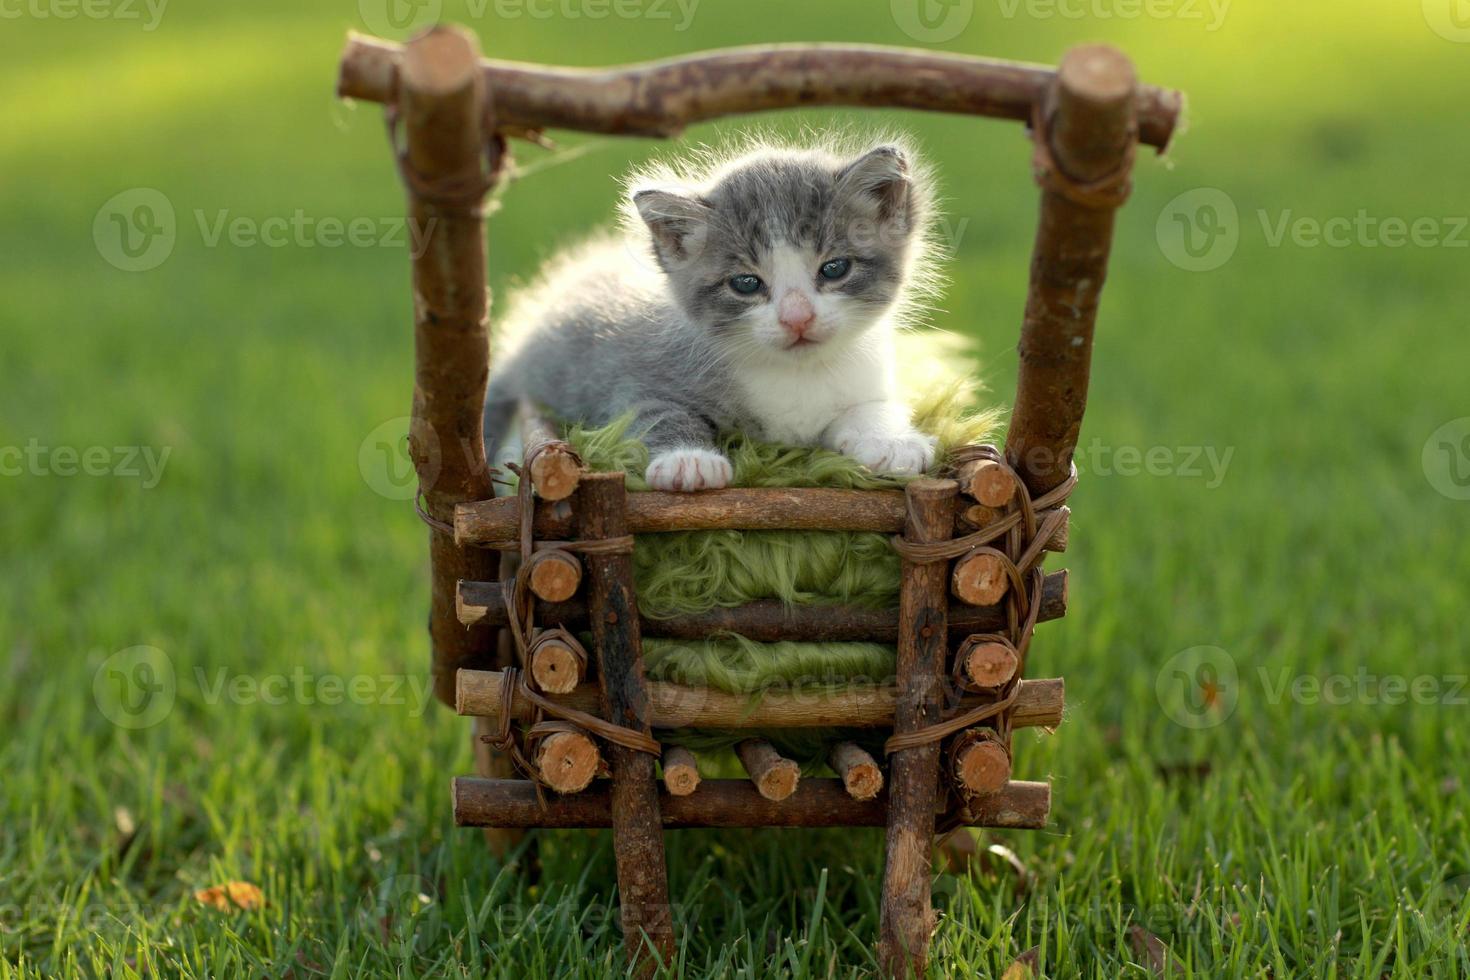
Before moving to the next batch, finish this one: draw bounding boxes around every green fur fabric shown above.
[559,332,999,765]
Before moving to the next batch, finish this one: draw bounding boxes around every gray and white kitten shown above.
[484,138,939,491]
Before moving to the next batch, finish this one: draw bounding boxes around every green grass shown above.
[4,0,1469,976]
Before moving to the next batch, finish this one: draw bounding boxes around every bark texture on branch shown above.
[455,569,1069,639]
[339,34,1181,149]
[578,473,673,974]
[880,478,957,977]
[1005,44,1140,498]
[398,26,500,708]
[457,487,910,544]
[453,777,1051,829]
[457,668,1065,731]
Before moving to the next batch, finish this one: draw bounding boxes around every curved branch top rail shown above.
[338,33,1182,150]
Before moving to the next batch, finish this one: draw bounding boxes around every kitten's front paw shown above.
[646,449,733,492]
[837,432,936,477]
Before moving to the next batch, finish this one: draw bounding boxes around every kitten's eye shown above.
[729,274,763,295]
[819,258,852,280]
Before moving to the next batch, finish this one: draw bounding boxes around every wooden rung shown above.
[956,636,1019,691]
[950,729,1012,796]
[736,739,800,801]
[454,569,1069,638]
[829,741,883,800]
[520,397,581,502]
[535,728,601,794]
[456,669,1065,732]
[452,777,1050,829]
[661,745,701,797]
[951,552,1010,606]
[956,458,1016,508]
[525,550,582,602]
[527,631,587,694]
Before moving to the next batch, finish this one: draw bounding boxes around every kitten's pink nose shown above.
[778,291,816,336]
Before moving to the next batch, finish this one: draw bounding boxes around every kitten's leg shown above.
[822,400,936,477]
[634,400,733,492]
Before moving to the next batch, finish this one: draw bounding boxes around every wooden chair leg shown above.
[879,478,957,977]
[579,473,675,977]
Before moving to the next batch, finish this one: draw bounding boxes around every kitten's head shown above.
[625,137,937,358]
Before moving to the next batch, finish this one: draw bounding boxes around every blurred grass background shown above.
[3,0,1469,975]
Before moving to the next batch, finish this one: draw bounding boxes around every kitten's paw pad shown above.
[839,433,936,476]
[646,449,733,492]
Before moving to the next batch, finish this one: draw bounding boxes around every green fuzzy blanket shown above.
[561,332,1000,766]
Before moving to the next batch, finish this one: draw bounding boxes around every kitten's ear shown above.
[838,145,912,226]
[633,188,712,266]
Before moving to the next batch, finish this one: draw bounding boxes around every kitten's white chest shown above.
[737,357,876,445]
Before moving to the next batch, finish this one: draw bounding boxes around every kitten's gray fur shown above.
[484,135,940,491]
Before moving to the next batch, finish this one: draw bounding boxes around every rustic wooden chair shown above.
[337,26,1180,977]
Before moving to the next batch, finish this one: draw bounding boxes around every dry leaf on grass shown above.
[194,881,264,912]
[1001,945,1040,979]
[1127,924,1174,976]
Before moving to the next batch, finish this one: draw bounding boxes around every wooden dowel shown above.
[457,487,909,545]
[880,478,957,977]
[397,25,500,707]
[829,742,884,801]
[339,34,1181,150]
[956,459,1016,508]
[520,398,581,501]
[951,552,1010,606]
[950,729,1012,796]
[1005,44,1140,498]
[535,729,601,794]
[455,568,1070,639]
[661,746,701,797]
[453,777,1051,830]
[958,504,1069,553]
[578,472,673,973]
[957,637,1020,691]
[525,549,582,602]
[527,631,586,695]
[458,668,1065,731]
[736,739,801,802]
